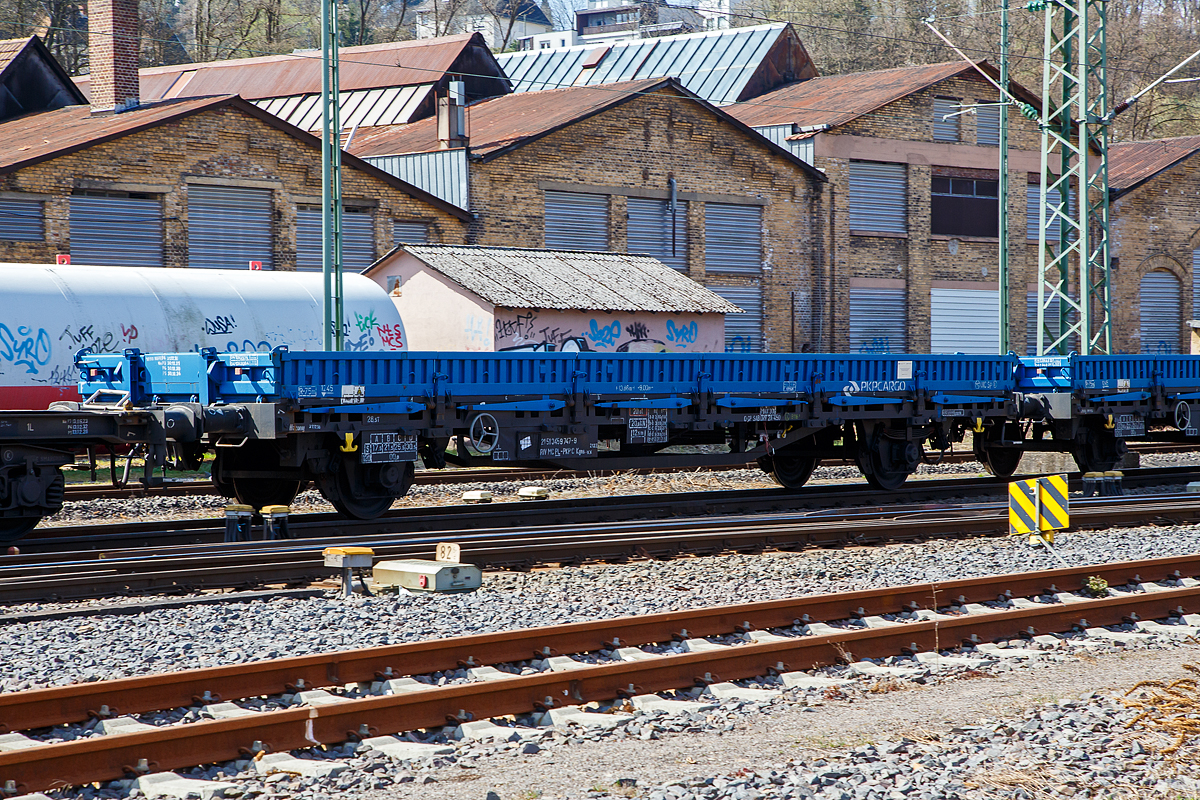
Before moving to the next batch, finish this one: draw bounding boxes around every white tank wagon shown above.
[0,264,407,410]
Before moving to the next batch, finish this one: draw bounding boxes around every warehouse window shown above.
[394,220,429,245]
[931,177,998,237]
[704,203,761,274]
[848,161,906,235]
[70,190,163,267]
[0,196,44,241]
[296,205,376,272]
[976,103,1000,147]
[544,191,608,251]
[188,185,273,270]
[933,97,961,142]
[627,197,687,271]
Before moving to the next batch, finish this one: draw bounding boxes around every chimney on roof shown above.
[89,0,140,113]
[437,80,468,149]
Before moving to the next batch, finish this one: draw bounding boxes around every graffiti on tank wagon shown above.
[376,324,404,350]
[0,323,52,374]
[354,311,378,334]
[59,324,120,354]
[204,315,237,335]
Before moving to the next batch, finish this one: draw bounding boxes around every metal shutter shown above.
[849,287,906,353]
[976,105,1000,147]
[933,97,960,142]
[1025,291,1079,355]
[1192,248,1200,320]
[69,195,163,267]
[708,285,762,353]
[295,206,376,272]
[930,286,1000,354]
[1140,271,1181,354]
[187,185,273,270]
[544,190,608,251]
[627,197,686,271]
[849,162,906,234]
[394,221,430,245]
[704,203,761,274]
[0,197,43,241]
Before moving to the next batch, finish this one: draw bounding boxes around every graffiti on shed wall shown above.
[493,309,724,353]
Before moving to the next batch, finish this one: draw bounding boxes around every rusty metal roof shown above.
[496,23,816,106]
[350,78,663,158]
[74,34,503,101]
[0,37,28,73]
[0,95,472,219]
[1109,136,1200,196]
[727,60,1037,130]
[347,76,825,181]
[377,244,744,312]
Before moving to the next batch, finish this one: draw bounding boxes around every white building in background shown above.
[517,0,729,49]
[415,0,553,50]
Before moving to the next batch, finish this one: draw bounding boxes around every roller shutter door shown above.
[394,221,429,245]
[296,206,376,272]
[69,194,163,267]
[704,204,761,274]
[848,162,906,234]
[0,197,43,241]
[1140,271,1181,354]
[627,197,686,271]
[1192,248,1200,320]
[975,104,1000,147]
[930,286,1000,354]
[708,285,762,353]
[188,185,273,270]
[544,191,608,251]
[849,287,906,353]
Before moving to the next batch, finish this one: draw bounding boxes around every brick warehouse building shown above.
[1108,136,1200,354]
[0,33,469,272]
[729,61,1060,355]
[349,78,827,353]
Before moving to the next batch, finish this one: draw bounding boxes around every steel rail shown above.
[26,465,1200,555]
[3,557,1199,793]
[4,491,1200,604]
[56,442,1200,503]
[1,552,1194,735]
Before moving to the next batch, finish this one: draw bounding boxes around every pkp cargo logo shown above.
[841,380,909,393]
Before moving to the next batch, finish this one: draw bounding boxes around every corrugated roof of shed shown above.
[74,35,494,101]
[496,23,805,105]
[1109,135,1200,196]
[386,244,744,313]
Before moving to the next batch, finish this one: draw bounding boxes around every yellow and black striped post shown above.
[1009,474,1070,543]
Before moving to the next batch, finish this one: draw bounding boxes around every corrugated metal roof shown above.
[349,78,666,158]
[383,244,744,312]
[74,35,494,101]
[727,60,1038,130]
[254,84,434,130]
[496,23,798,105]
[1110,136,1200,195]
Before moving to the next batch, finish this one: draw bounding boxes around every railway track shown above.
[57,442,1198,502]
[2,553,1198,793]
[5,468,1200,603]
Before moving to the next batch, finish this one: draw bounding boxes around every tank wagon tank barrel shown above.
[3,347,1200,542]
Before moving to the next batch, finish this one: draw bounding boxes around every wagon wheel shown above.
[760,453,818,490]
[468,413,500,454]
[317,460,411,520]
[972,422,1024,478]
[856,424,918,491]
[0,516,40,544]
[213,442,302,510]
[1072,429,1124,473]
